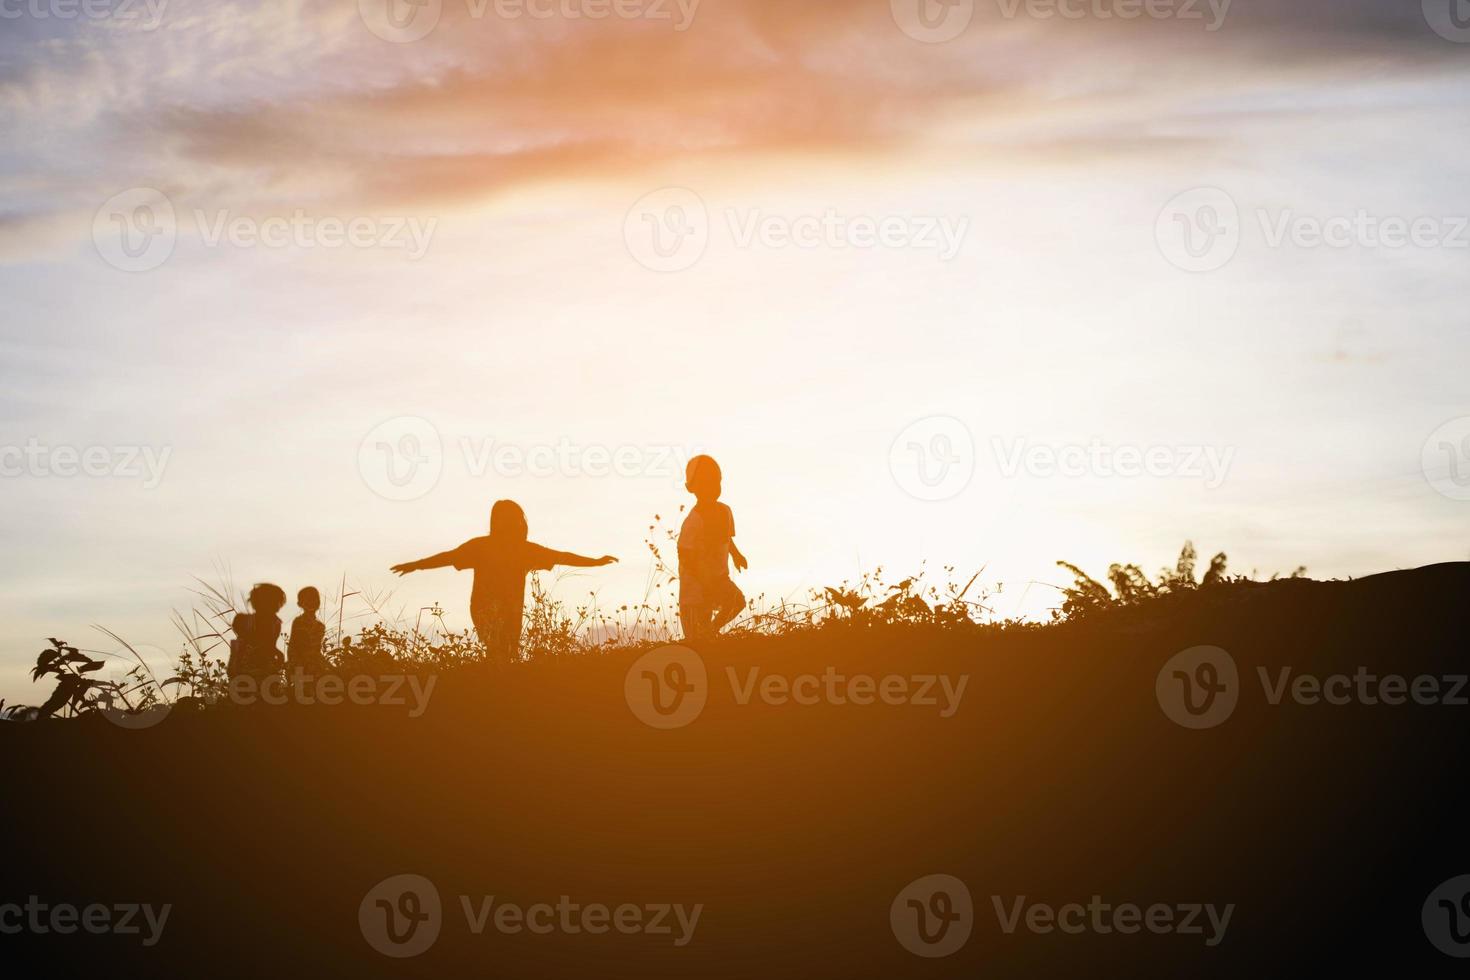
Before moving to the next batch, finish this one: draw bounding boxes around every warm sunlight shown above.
[1,0,1468,975]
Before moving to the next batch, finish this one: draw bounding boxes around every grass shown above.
[4,536,1295,722]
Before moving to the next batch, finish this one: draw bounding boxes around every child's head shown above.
[685,455,722,502]
[248,583,287,617]
[297,586,320,615]
[490,499,529,541]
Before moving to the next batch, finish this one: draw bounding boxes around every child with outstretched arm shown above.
[391,499,616,664]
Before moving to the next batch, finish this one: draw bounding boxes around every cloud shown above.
[0,0,1467,259]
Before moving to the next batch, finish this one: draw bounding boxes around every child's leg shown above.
[473,606,511,665]
[501,613,525,665]
[471,607,494,649]
[710,579,746,634]
[680,601,713,643]
[474,602,526,666]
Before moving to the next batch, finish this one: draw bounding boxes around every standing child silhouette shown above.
[288,587,326,675]
[228,583,287,683]
[390,500,616,664]
[678,455,747,641]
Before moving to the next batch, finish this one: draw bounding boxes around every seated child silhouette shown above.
[228,583,287,682]
[678,455,747,641]
[391,499,616,664]
[287,586,326,674]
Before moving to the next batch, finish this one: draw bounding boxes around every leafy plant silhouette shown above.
[30,639,110,719]
[26,637,182,721]
[1055,541,1305,620]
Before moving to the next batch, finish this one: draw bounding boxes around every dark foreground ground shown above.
[3,562,1468,977]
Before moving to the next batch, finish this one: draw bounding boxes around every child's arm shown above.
[390,549,460,576]
[726,507,747,571]
[548,551,618,568]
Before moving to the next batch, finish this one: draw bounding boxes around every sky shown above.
[1,0,1468,703]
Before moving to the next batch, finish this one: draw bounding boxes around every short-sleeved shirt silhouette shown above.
[229,613,282,679]
[448,536,560,616]
[288,615,325,668]
[679,502,735,598]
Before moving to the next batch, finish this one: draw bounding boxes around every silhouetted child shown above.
[228,583,287,682]
[678,455,747,641]
[288,587,326,675]
[391,499,617,665]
